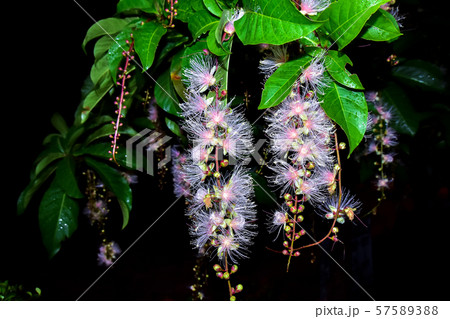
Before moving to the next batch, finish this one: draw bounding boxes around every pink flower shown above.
[259,45,288,78]
[97,241,121,266]
[299,57,327,93]
[183,55,217,93]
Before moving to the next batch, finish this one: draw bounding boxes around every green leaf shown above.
[258,56,313,109]
[117,0,160,14]
[75,143,136,170]
[250,172,277,207]
[235,0,322,45]
[39,181,79,258]
[188,10,219,40]
[360,8,402,42]
[203,0,222,17]
[320,81,368,155]
[84,157,132,229]
[381,82,421,136]
[82,18,133,52]
[17,165,57,216]
[155,68,182,116]
[108,27,136,83]
[134,21,167,71]
[319,0,386,50]
[392,59,447,92]
[50,113,68,137]
[78,76,114,124]
[84,123,137,146]
[93,35,115,60]
[90,54,111,87]
[165,117,184,138]
[54,156,84,199]
[207,22,232,56]
[34,138,65,177]
[325,50,364,90]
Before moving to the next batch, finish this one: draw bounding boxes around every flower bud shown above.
[213,264,223,272]
[339,142,346,150]
[230,296,236,301]
[297,215,304,222]
[286,200,293,207]
[283,241,289,248]
[235,284,243,293]
[297,205,305,213]
[294,251,300,257]
[223,22,235,35]
[216,272,223,279]
[223,272,230,280]
[213,171,220,178]
[290,206,297,214]
[220,159,229,167]
[284,225,291,232]
[332,227,339,233]
[282,249,289,255]
[230,265,238,274]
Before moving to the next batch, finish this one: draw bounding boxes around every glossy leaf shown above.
[392,59,446,92]
[235,0,322,45]
[258,56,312,109]
[134,21,167,71]
[78,76,113,124]
[325,50,364,90]
[117,0,160,14]
[82,17,133,52]
[17,165,57,216]
[203,0,222,17]
[165,117,184,138]
[84,157,133,229]
[360,8,402,42]
[319,0,386,50]
[39,181,79,258]
[188,10,219,40]
[54,156,84,199]
[207,22,232,56]
[155,68,182,117]
[320,81,368,155]
[50,113,68,137]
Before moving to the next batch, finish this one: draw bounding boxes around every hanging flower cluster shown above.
[261,50,362,270]
[365,91,399,201]
[173,52,257,299]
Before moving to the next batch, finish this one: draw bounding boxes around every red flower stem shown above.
[293,132,343,251]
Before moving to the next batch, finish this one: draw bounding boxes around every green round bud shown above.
[213,171,220,178]
[223,272,230,280]
[230,296,236,301]
[236,284,243,293]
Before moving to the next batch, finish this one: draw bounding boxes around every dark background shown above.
[3,0,449,301]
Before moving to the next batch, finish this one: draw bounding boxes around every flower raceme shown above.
[261,46,363,270]
[175,52,257,268]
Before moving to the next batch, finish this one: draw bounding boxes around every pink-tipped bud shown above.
[283,241,289,248]
[221,90,227,97]
[223,272,230,280]
[290,206,297,214]
[223,21,235,35]
[235,284,243,293]
[220,159,229,167]
[230,265,238,274]
[216,272,223,279]
[284,225,291,232]
[213,264,223,272]
[284,193,293,201]
[297,215,304,222]
[297,205,305,213]
[282,249,289,255]
[299,230,306,236]
[294,251,300,257]
[286,200,293,207]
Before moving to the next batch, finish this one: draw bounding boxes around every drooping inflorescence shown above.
[173,51,257,300]
[365,91,399,201]
[261,47,362,271]
[109,34,135,165]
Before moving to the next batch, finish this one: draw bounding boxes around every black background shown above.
[3,0,450,301]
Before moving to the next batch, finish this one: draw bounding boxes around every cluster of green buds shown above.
[213,264,243,301]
